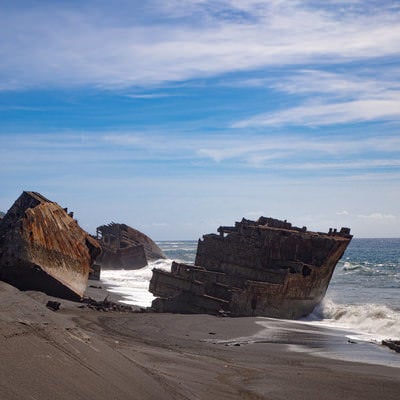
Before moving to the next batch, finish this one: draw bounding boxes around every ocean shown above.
[101,238,400,348]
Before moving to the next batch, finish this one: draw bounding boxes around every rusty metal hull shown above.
[96,222,165,269]
[149,217,352,319]
[0,192,101,300]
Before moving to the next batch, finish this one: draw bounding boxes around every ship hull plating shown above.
[150,217,352,319]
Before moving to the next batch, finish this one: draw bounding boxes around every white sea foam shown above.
[100,239,400,345]
[100,261,400,342]
[100,259,172,308]
[341,261,378,275]
[304,299,400,342]
[342,261,364,271]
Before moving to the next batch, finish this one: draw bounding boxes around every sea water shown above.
[307,238,400,343]
[100,241,196,307]
[100,238,400,343]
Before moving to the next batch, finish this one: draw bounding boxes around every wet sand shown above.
[1,281,399,400]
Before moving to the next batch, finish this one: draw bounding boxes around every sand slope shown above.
[0,282,172,400]
[1,281,399,400]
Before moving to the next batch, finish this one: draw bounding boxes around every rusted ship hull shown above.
[150,217,352,319]
[382,340,400,353]
[0,192,101,300]
[96,222,165,270]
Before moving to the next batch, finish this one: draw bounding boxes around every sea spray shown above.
[99,239,400,342]
[305,299,400,342]
[100,259,172,308]
[100,239,196,307]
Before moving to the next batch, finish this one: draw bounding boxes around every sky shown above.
[0,0,399,239]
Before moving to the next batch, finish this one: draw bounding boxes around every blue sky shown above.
[1,0,399,239]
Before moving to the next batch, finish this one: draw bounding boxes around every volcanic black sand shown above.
[1,280,399,400]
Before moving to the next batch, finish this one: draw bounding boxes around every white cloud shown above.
[278,159,400,171]
[151,222,168,227]
[196,134,400,164]
[338,171,400,183]
[125,93,174,99]
[357,213,397,221]
[102,134,143,145]
[232,67,400,127]
[233,94,400,127]
[3,131,400,172]
[0,1,399,90]
[336,210,349,216]
[268,70,400,98]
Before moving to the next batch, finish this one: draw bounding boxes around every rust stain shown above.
[150,216,352,319]
[0,191,101,299]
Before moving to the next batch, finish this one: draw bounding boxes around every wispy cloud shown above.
[234,95,400,127]
[268,70,400,98]
[125,93,174,99]
[1,1,399,239]
[357,213,397,221]
[196,134,400,163]
[283,159,400,170]
[102,134,143,145]
[336,210,349,216]
[233,68,400,127]
[0,1,399,90]
[2,131,400,178]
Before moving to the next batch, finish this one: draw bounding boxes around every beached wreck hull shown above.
[0,192,101,300]
[96,223,165,270]
[382,340,400,353]
[150,217,352,319]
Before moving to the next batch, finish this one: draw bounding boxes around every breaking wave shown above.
[341,261,390,276]
[342,261,365,271]
[100,259,172,308]
[305,299,400,342]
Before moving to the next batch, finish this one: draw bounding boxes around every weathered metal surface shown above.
[149,216,352,319]
[0,191,101,300]
[382,340,400,353]
[96,222,165,269]
[88,264,101,280]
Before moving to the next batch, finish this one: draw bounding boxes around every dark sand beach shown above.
[1,281,399,400]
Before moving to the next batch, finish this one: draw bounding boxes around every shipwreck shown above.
[0,191,101,300]
[150,216,352,319]
[95,222,165,270]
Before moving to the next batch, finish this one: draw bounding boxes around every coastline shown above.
[1,280,400,399]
